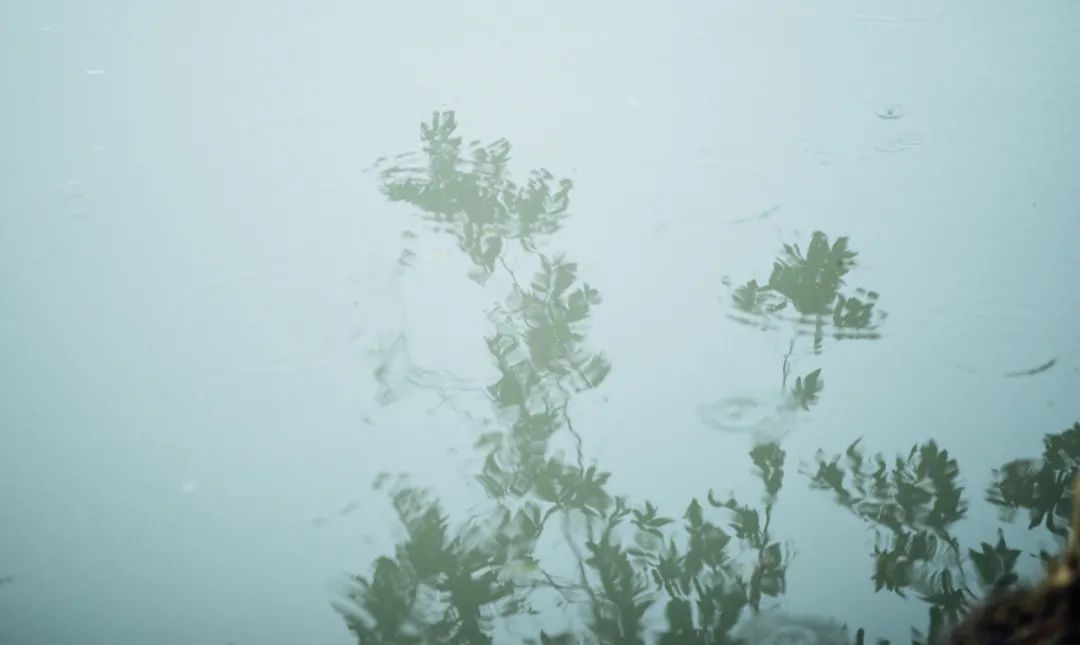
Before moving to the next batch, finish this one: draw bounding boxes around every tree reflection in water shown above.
[332,112,1077,644]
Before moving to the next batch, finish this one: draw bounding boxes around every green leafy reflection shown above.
[806,422,1080,644]
[727,231,887,354]
[337,112,809,644]
[335,111,1074,645]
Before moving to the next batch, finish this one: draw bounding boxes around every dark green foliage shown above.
[987,423,1080,535]
[338,111,1076,645]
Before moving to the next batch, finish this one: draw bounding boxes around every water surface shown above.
[2,2,1079,644]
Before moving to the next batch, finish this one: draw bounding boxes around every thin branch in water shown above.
[781,337,796,391]
[563,406,585,472]
[498,255,523,292]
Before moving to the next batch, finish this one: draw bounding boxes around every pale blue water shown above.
[2,2,1079,643]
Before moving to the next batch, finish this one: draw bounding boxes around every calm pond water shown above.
[2,2,1080,644]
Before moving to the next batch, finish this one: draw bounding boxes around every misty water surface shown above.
[2,2,1079,644]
